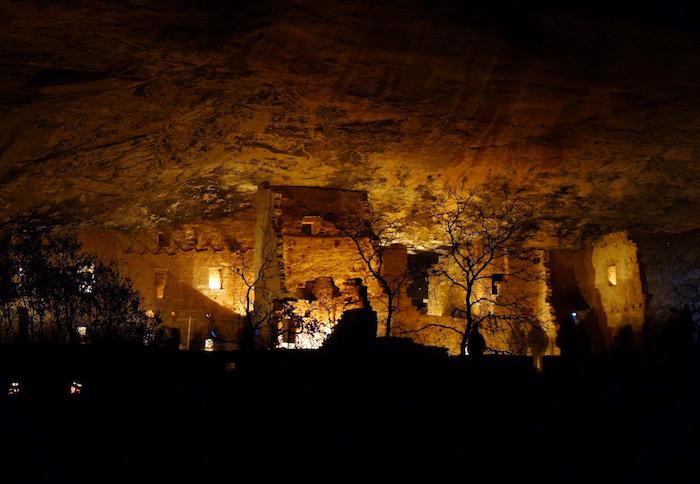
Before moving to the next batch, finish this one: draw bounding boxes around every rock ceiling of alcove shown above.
[1,0,700,244]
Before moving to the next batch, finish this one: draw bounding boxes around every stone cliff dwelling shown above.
[253,184,384,348]
[74,183,688,356]
[5,2,700,480]
[2,0,700,357]
[80,221,255,350]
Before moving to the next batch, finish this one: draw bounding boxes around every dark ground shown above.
[1,343,698,483]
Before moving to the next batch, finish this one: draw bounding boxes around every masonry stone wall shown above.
[548,231,645,351]
[79,223,254,350]
[415,250,556,356]
[254,184,416,344]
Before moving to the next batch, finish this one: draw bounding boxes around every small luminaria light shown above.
[145,309,155,318]
[8,381,20,396]
[571,312,577,319]
[70,381,83,396]
[204,338,215,352]
[77,326,87,337]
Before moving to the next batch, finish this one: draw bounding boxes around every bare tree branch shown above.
[420,184,544,356]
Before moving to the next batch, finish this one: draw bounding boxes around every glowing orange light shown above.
[607,264,617,286]
[208,268,222,290]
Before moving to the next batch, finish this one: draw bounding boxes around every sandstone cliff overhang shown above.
[1,1,700,244]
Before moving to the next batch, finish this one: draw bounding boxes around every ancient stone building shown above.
[4,0,700,359]
[406,248,557,356]
[549,231,646,351]
[253,183,408,348]
[74,185,418,351]
[249,183,558,355]
[74,187,699,356]
[79,222,254,350]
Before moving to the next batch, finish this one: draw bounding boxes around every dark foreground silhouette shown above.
[1,342,699,483]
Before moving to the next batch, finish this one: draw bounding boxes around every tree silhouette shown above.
[320,208,413,338]
[409,185,545,356]
[0,224,160,345]
[227,245,277,350]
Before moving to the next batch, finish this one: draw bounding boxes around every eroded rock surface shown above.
[2,0,700,244]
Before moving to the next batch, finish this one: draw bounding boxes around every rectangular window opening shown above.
[300,216,322,235]
[209,268,223,290]
[491,273,505,295]
[155,272,166,299]
[607,264,617,286]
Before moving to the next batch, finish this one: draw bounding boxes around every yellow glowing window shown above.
[155,272,166,299]
[209,268,222,290]
[607,264,617,286]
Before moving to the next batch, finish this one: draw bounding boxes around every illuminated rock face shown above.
[585,232,646,338]
[550,231,646,351]
[2,1,700,241]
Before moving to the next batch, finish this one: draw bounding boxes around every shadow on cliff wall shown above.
[160,276,242,348]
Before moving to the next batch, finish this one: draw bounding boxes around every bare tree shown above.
[0,224,160,345]
[321,208,413,338]
[88,260,162,344]
[227,243,277,350]
[413,186,544,356]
